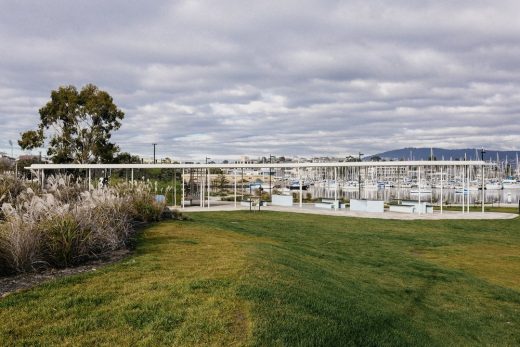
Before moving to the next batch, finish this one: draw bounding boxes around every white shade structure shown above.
[27,160,492,214]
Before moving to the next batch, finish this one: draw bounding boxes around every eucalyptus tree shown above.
[19,84,124,163]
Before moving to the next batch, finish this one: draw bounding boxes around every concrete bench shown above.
[390,200,433,214]
[315,203,335,209]
[240,200,268,207]
[389,205,415,213]
[350,199,384,213]
[316,199,340,209]
[271,195,293,207]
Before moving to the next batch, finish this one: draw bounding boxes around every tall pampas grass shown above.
[0,174,166,274]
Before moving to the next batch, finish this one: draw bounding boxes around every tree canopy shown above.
[19,84,124,163]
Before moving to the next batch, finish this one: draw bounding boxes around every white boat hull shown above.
[410,189,432,194]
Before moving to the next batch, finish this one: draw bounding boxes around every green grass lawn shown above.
[1,212,520,346]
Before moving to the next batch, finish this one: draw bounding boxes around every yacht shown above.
[341,181,359,191]
[325,180,338,190]
[410,182,433,194]
[288,181,310,190]
[502,178,520,189]
[455,188,469,195]
[410,187,433,194]
[362,181,379,190]
[382,181,394,188]
[485,181,502,190]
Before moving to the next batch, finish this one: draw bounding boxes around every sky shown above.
[1,0,520,161]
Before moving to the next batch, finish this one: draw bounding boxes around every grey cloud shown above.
[1,0,519,160]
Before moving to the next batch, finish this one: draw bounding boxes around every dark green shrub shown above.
[132,198,163,222]
[42,214,90,267]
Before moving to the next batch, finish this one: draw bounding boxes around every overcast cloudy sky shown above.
[1,0,519,160]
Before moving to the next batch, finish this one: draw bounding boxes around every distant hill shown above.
[367,147,520,162]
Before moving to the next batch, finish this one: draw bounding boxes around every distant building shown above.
[0,152,15,166]
[18,154,39,161]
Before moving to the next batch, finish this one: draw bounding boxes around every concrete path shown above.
[173,203,519,220]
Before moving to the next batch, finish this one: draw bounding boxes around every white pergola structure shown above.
[28,160,492,214]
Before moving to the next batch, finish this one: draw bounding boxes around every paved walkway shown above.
[174,203,519,220]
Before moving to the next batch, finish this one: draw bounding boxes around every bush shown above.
[0,220,44,273]
[0,175,170,276]
[132,198,163,222]
[0,176,25,204]
[122,182,165,222]
[42,214,87,267]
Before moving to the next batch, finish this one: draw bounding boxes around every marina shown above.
[27,159,520,217]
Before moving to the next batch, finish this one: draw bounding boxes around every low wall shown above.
[350,199,384,213]
[315,203,334,209]
[401,200,433,214]
[389,205,415,213]
[272,195,293,207]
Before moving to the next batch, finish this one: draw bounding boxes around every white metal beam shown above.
[26,160,491,171]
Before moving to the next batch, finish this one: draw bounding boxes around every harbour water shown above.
[304,186,520,205]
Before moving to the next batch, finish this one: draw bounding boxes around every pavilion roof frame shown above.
[27,160,491,170]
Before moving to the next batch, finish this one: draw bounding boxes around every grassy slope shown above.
[1,212,520,346]
[0,222,252,346]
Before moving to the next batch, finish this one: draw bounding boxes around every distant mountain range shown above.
[368,147,520,162]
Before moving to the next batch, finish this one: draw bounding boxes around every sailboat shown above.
[410,181,433,194]
[502,178,520,189]
[485,180,502,190]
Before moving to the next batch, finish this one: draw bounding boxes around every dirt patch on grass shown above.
[0,248,131,298]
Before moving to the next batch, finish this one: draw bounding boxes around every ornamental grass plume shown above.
[0,174,167,275]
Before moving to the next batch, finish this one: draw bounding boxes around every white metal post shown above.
[334,166,338,210]
[88,169,91,191]
[234,169,237,208]
[299,167,303,208]
[440,166,443,214]
[200,170,204,207]
[461,166,465,214]
[418,166,421,214]
[481,163,485,213]
[182,168,185,209]
[207,168,210,208]
[467,165,470,213]
[173,169,177,206]
[397,166,401,201]
[131,168,134,185]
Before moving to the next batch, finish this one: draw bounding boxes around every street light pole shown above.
[153,143,157,163]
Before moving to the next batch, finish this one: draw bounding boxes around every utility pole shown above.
[153,143,157,163]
